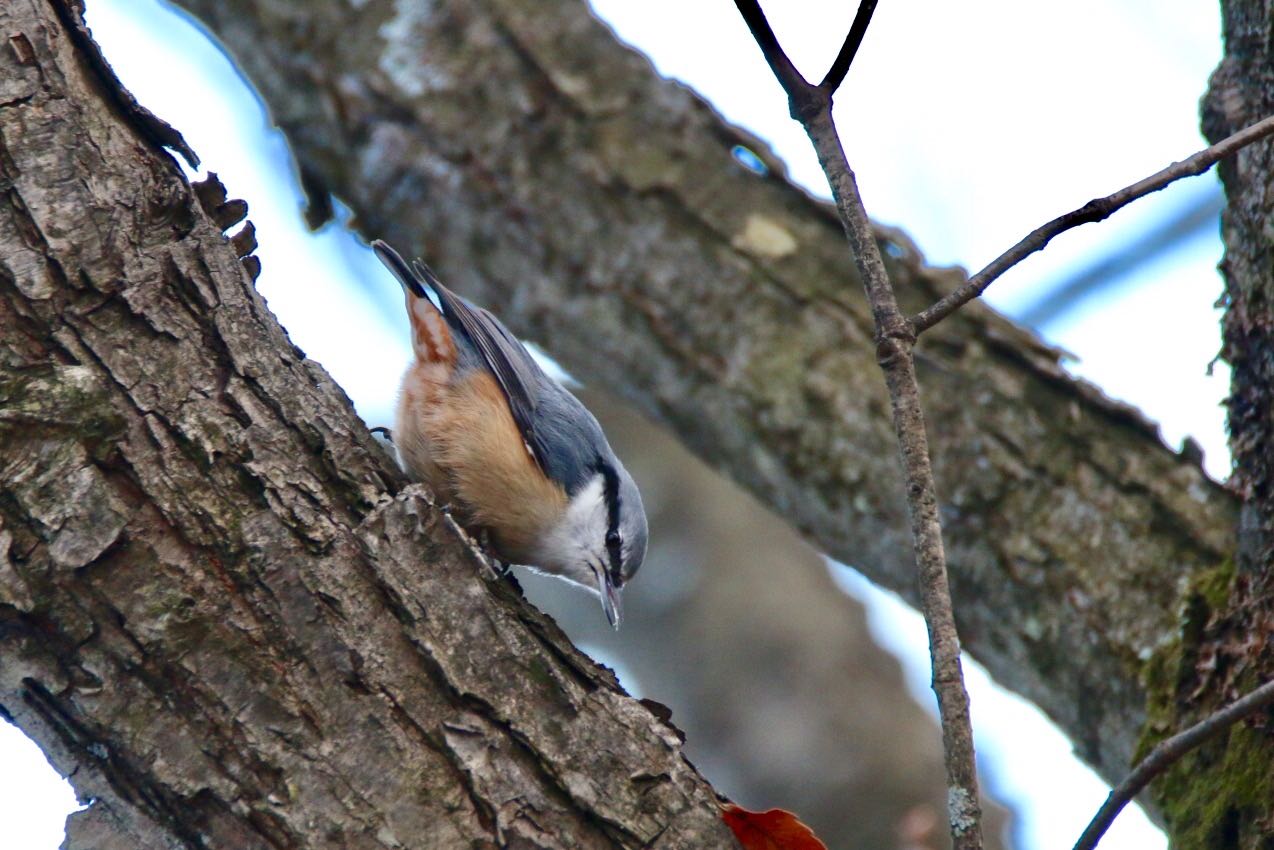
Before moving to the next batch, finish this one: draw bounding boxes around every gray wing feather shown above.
[414,261,605,492]
[423,268,541,442]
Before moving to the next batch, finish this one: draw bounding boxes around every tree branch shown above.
[819,0,879,94]
[728,3,985,846]
[774,41,983,850]
[1073,679,1274,850]
[730,0,832,121]
[911,113,1274,334]
[730,0,809,95]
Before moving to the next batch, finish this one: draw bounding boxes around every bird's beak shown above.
[599,570,623,630]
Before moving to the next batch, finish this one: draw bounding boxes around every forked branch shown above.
[732,3,984,849]
[733,0,880,117]
[732,7,1274,850]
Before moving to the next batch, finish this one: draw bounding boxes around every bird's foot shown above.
[476,528,512,576]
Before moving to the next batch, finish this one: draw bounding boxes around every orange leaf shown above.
[720,804,829,850]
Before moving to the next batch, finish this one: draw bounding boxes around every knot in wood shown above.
[788,86,829,124]
[873,319,916,366]
[1075,198,1109,225]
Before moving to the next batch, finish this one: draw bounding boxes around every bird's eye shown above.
[606,530,622,549]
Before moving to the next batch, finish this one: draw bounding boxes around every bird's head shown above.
[536,457,648,629]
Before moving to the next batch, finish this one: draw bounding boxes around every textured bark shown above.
[1208,0,1274,582]
[0,2,737,847]
[166,0,1237,800]
[1163,0,1274,846]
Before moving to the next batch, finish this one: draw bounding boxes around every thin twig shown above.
[911,113,1274,334]
[733,6,984,849]
[804,108,984,850]
[731,0,828,121]
[1073,679,1274,850]
[731,0,809,95]
[820,0,880,93]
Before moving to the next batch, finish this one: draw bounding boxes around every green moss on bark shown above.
[1137,561,1274,849]
[1156,723,1271,849]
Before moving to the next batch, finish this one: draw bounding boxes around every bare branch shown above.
[911,113,1274,334]
[1073,679,1274,850]
[803,108,984,850]
[732,5,983,846]
[819,0,880,94]
[731,0,809,96]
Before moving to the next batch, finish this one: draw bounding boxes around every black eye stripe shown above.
[598,460,622,571]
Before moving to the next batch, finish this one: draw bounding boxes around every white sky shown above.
[2,1,1232,848]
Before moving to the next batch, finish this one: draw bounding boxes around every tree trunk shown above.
[1167,1,1274,847]
[166,0,1237,810]
[0,2,736,847]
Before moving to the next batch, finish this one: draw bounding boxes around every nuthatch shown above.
[372,240,648,628]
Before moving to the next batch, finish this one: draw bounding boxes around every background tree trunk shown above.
[163,0,1237,811]
[0,2,737,846]
[1161,0,1274,846]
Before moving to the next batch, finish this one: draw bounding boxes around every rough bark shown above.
[1208,0,1274,584]
[1161,0,1274,846]
[164,0,1237,803]
[0,2,737,847]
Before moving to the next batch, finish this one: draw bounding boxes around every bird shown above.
[372,239,648,628]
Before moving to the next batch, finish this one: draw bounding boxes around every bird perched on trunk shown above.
[372,240,647,628]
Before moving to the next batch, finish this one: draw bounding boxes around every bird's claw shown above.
[476,528,512,576]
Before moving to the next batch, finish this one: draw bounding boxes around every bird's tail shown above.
[372,239,435,299]
[372,239,456,366]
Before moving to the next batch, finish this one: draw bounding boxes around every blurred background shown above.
[1,1,1229,848]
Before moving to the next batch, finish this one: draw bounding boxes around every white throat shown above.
[533,474,609,591]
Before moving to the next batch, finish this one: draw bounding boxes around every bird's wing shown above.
[414,261,550,469]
